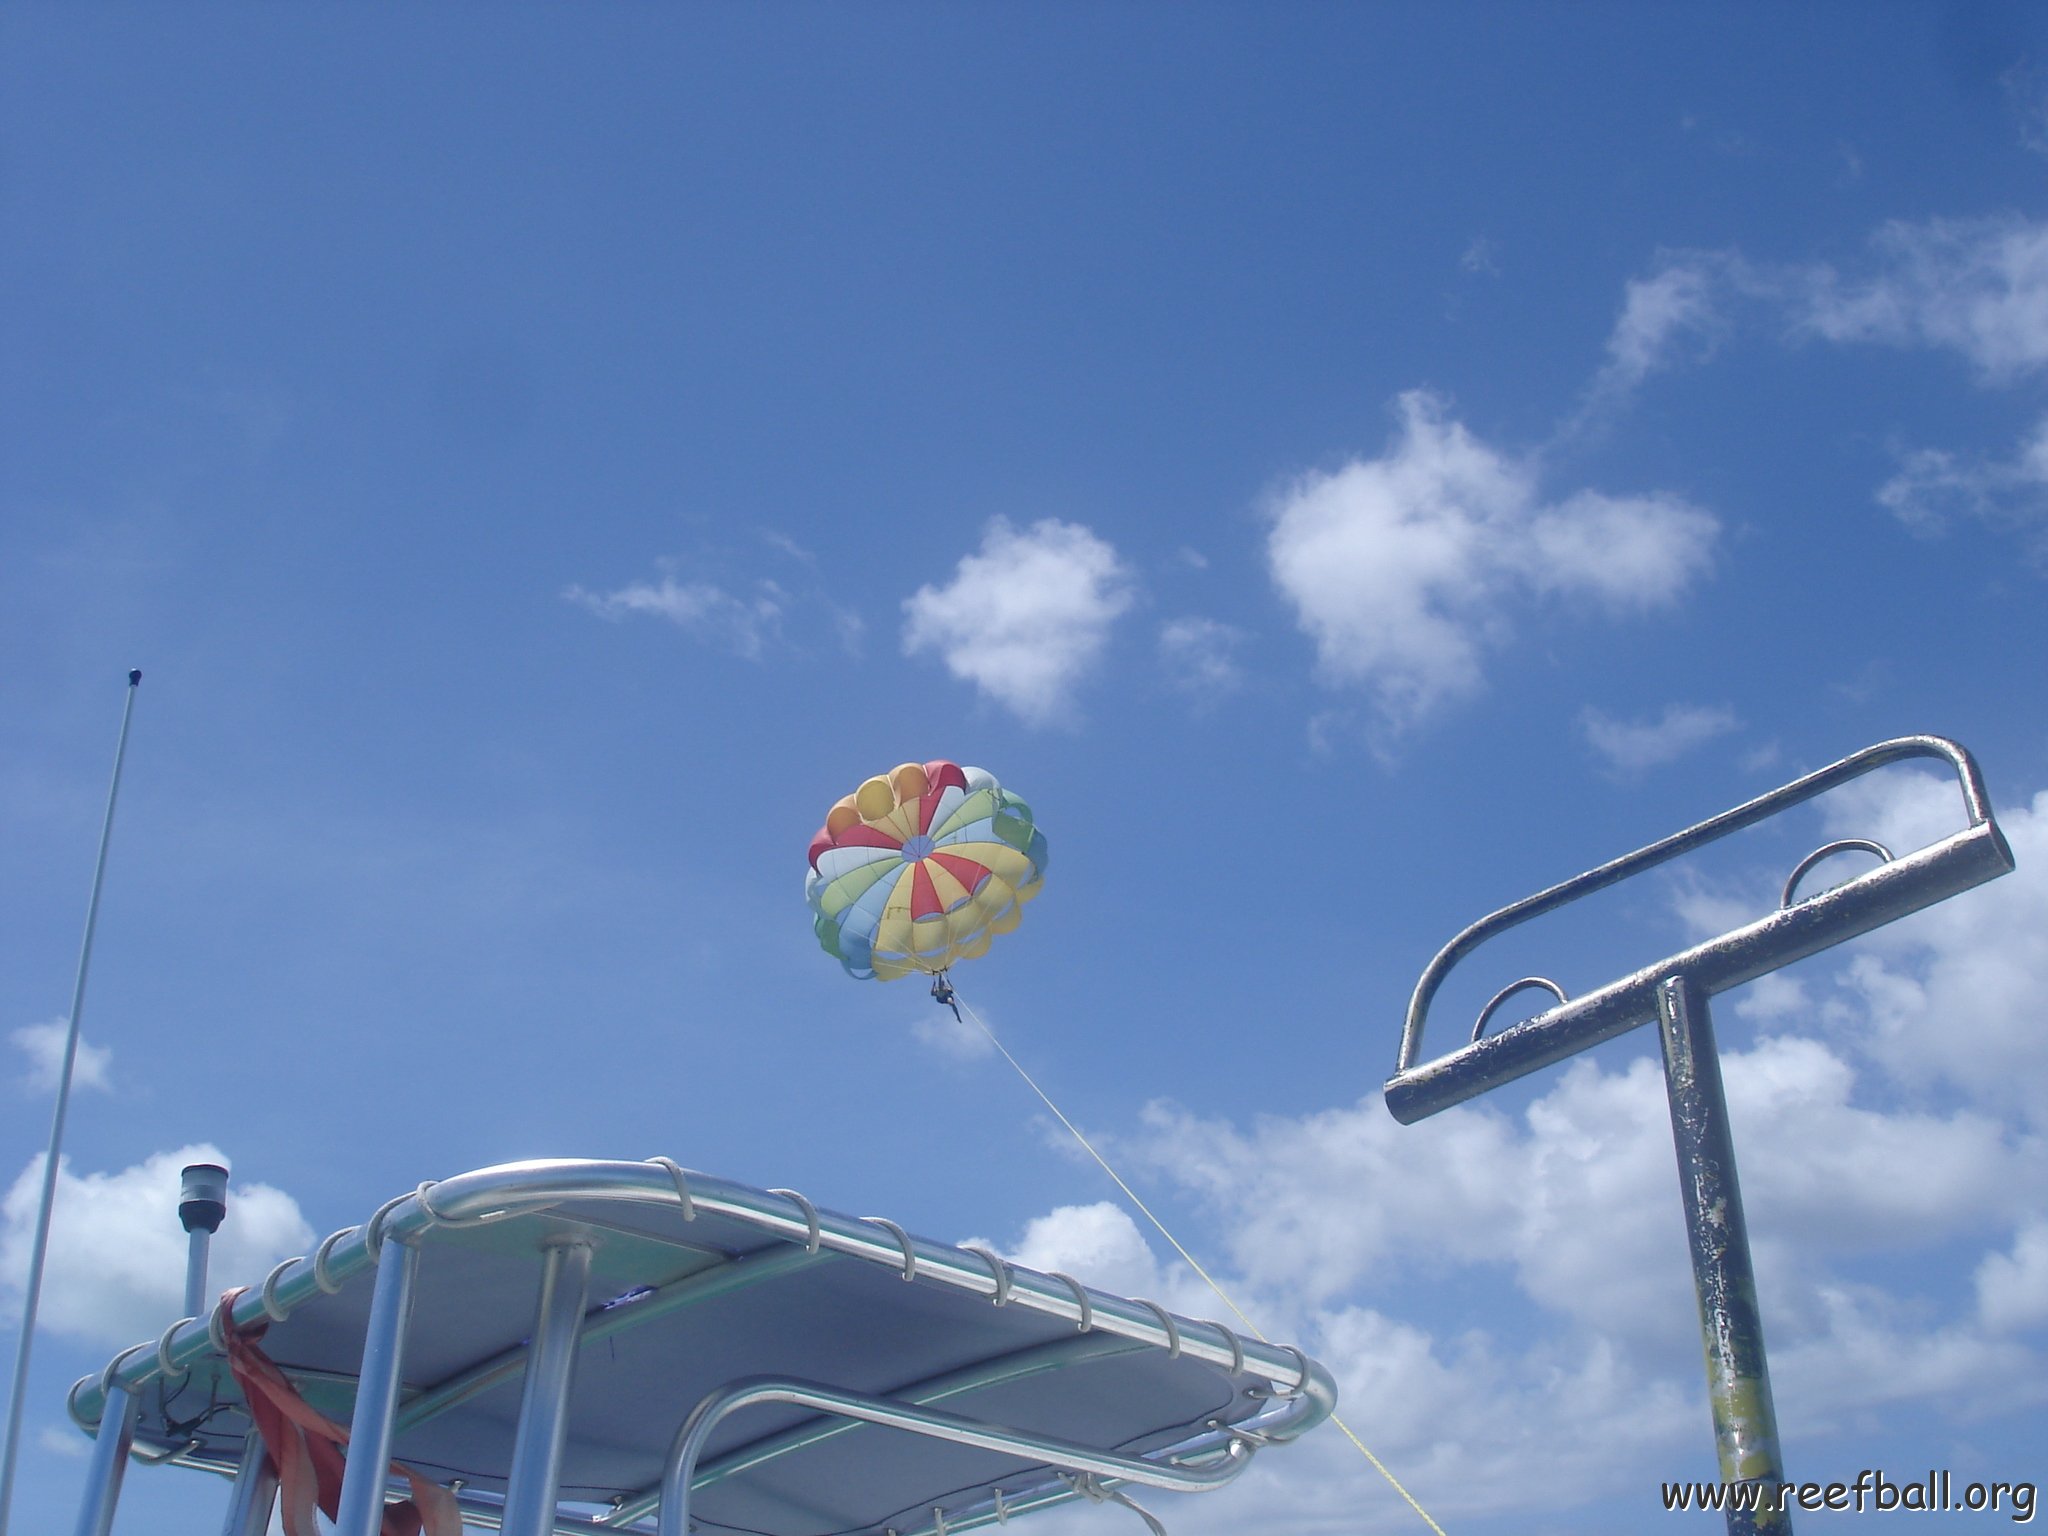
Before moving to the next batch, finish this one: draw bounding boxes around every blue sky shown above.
[4,4,2047,1532]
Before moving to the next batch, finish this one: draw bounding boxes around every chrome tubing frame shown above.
[604,1328,1334,1529]
[70,1384,139,1536]
[655,1376,1256,1536]
[499,1240,594,1536]
[70,1159,1334,1535]
[74,1161,1317,1427]
[218,1436,278,1536]
[333,1238,421,1536]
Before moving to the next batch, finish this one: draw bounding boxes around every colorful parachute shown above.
[806,760,1047,981]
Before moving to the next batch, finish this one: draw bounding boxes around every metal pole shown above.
[498,1240,594,1536]
[333,1239,421,1536]
[0,670,142,1536]
[69,1387,139,1536]
[218,1433,279,1536]
[1658,974,1789,1534]
[185,1232,211,1322]
[179,1163,230,1321]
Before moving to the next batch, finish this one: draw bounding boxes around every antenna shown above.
[0,671,143,1536]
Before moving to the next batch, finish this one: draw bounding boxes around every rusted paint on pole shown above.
[1659,974,1788,1534]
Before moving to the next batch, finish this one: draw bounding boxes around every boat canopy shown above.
[69,1158,1335,1536]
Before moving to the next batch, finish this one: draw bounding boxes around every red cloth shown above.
[216,1289,461,1536]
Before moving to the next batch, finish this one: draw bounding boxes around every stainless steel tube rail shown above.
[603,1328,1336,1528]
[73,1159,1317,1433]
[333,1238,422,1536]
[70,1159,1334,1536]
[602,1333,1152,1527]
[1386,736,2014,1124]
[419,1162,1313,1390]
[218,1437,278,1536]
[70,1385,139,1536]
[499,1239,594,1536]
[655,1377,1255,1536]
[81,1327,1333,1536]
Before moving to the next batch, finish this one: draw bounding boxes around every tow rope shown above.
[942,979,1449,1536]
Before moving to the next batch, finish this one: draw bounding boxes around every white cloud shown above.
[1797,215,2048,383]
[1563,252,1765,435]
[2,1145,314,1347]
[1565,220,2048,574]
[1125,1039,2034,1347]
[1740,740,1783,773]
[1579,223,2048,529]
[1310,1311,1694,1522]
[1877,412,2048,565]
[1596,258,1725,396]
[37,1424,87,1459]
[1157,617,1247,697]
[1459,236,1500,277]
[1977,1221,2048,1334]
[1815,775,2048,1120]
[760,528,817,565]
[1774,1281,2046,1430]
[994,768,2048,1527]
[1579,702,1739,775]
[2008,63,2048,159]
[1730,970,1810,1025]
[910,1005,993,1061]
[1057,1045,2042,1523]
[1264,392,1717,730]
[1516,491,1720,608]
[902,518,1135,726]
[11,1019,111,1095]
[566,569,785,658]
[831,605,867,657]
[995,1202,1171,1303]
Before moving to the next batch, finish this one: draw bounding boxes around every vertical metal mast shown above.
[0,671,143,1536]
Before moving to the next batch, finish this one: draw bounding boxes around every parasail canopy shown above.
[806,759,1047,980]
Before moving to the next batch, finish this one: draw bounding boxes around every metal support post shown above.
[333,1238,421,1536]
[498,1239,595,1536]
[1659,975,1788,1533]
[218,1433,279,1536]
[185,1230,212,1322]
[179,1163,229,1322]
[71,1387,139,1536]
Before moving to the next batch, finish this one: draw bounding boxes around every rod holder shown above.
[1386,736,2014,1124]
[1384,735,2018,1535]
